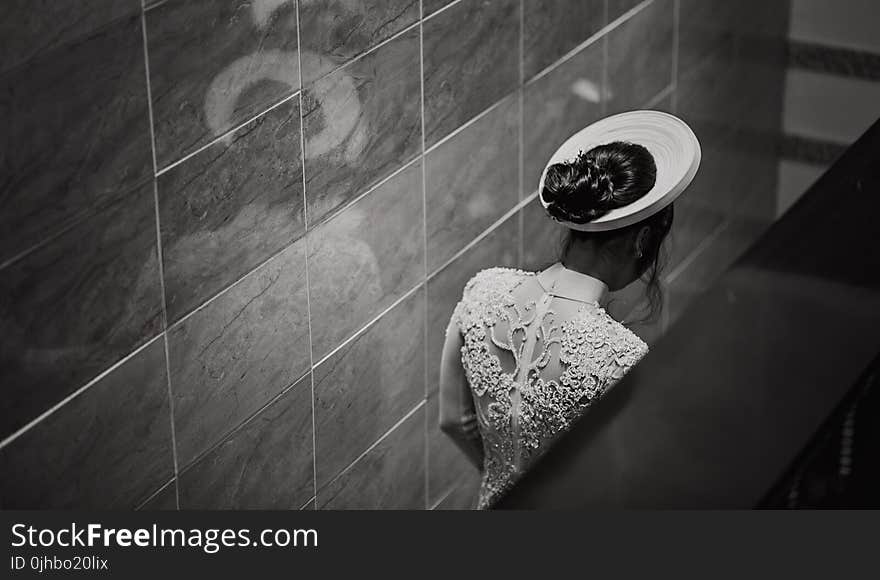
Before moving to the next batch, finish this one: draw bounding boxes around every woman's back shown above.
[447,263,648,508]
[440,112,699,508]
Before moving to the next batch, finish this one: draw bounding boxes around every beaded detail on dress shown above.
[451,267,648,509]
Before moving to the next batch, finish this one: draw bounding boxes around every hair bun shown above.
[541,141,657,225]
[581,155,616,206]
[541,155,617,223]
[540,162,576,204]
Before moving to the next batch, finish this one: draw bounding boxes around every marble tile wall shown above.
[0,0,788,510]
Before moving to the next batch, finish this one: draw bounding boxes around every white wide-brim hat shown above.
[538,110,701,232]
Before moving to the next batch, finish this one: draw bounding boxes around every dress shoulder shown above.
[451,267,532,330]
[560,305,650,386]
[463,267,530,296]
[600,308,649,356]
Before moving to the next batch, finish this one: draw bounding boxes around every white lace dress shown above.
[442,263,648,509]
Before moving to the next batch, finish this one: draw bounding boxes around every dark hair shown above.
[542,141,673,321]
[543,141,657,223]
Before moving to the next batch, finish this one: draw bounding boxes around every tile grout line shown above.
[318,401,426,497]
[526,0,653,87]
[0,174,157,273]
[0,6,152,80]
[671,0,680,112]
[298,0,466,101]
[141,3,159,176]
[143,0,169,12]
[166,155,422,340]
[312,282,425,369]
[307,154,422,232]
[601,0,610,115]
[424,91,515,155]
[144,0,458,101]
[294,0,318,509]
[168,235,295,327]
[155,91,300,177]
[419,0,430,511]
[168,155,422,332]
[424,0,464,20]
[427,191,539,282]
[0,233,57,272]
[175,370,312,477]
[301,17,422,99]
[134,476,176,510]
[643,82,676,109]
[154,192,181,510]
[0,0,172,275]
[0,334,164,451]
[430,484,457,510]
[140,1,180,510]
[517,180,525,265]
[517,0,525,266]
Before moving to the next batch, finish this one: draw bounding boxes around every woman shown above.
[438,111,701,509]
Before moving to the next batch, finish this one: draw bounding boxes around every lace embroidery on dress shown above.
[451,267,648,509]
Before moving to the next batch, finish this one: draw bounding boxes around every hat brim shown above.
[538,110,701,232]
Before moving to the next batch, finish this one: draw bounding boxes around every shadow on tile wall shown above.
[0,0,789,510]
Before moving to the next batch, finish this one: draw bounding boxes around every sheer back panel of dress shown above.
[451,265,648,508]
